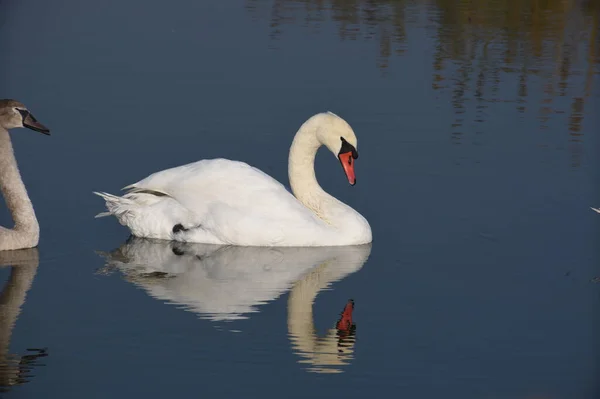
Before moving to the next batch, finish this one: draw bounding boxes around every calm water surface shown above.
[1,0,599,397]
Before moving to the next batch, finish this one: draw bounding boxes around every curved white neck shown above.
[287,120,368,236]
[0,127,39,249]
[288,121,328,212]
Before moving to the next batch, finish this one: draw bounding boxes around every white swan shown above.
[0,100,50,251]
[97,237,370,373]
[94,112,372,246]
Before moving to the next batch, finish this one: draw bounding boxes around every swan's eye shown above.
[339,136,358,159]
[15,108,28,119]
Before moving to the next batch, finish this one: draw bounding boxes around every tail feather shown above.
[93,191,136,221]
[95,211,112,219]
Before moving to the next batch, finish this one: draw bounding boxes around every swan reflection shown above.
[0,249,47,392]
[98,237,371,373]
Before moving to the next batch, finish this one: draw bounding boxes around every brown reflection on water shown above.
[246,0,416,68]
[430,0,599,167]
[0,249,46,394]
[246,0,599,166]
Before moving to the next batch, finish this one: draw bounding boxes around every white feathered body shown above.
[95,158,371,246]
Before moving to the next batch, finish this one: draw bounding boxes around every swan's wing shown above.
[125,159,329,245]
[126,158,309,220]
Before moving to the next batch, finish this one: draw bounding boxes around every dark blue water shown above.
[1,0,599,397]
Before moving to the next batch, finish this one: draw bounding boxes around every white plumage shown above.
[94,112,372,246]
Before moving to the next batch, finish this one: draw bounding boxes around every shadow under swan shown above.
[97,237,371,373]
[0,249,47,393]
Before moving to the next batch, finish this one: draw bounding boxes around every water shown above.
[1,0,599,397]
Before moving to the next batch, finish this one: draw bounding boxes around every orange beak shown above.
[338,151,356,185]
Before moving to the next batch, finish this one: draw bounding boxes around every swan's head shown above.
[315,112,359,186]
[0,99,50,135]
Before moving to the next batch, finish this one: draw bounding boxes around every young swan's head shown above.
[314,111,359,185]
[0,99,50,134]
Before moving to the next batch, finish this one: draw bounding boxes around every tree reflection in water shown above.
[246,0,599,167]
